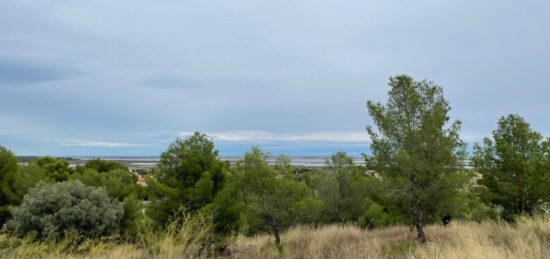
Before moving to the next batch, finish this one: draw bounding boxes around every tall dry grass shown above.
[0,212,215,259]
[0,216,548,258]
[231,216,550,259]
[413,217,550,259]
[136,212,216,258]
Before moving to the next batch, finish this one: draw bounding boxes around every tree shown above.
[146,132,227,226]
[200,171,245,235]
[473,114,550,220]
[71,168,139,201]
[5,180,124,239]
[0,146,18,225]
[307,152,373,223]
[1,164,50,207]
[236,147,323,247]
[32,156,73,182]
[366,75,465,243]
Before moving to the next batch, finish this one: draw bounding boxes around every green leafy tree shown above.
[32,156,73,182]
[236,147,323,247]
[5,180,124,239]
[146,132,227,226]
[473,114,550,220]
[0,146,18,225]
[366,75,465,243]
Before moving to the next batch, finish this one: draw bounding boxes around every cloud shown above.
[0,60,80,85]
[140,76,199,89]
[60,140,147,148]
[1,1,549,156]
[178,131,370,143]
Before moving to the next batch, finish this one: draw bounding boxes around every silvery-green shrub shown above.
[5,180,123,239]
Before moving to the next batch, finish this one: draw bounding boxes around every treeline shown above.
[0,75,549,249]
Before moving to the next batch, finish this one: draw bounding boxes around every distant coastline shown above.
[16,155,367,170]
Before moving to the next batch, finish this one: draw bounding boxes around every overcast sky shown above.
[1,0,549,156]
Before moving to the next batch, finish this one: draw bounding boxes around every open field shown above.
[1,216,548,259]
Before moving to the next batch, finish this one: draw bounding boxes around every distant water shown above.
[69,156,366,168]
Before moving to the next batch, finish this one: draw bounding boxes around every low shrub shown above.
[4,180,123,240]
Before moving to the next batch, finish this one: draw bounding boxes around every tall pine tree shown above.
[366,75,465,243]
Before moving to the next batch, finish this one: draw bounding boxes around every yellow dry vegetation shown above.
[232,216,550,259]
[0,216,548,259]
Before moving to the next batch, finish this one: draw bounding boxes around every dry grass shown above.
[231,216,550,259]
[230,224,414,259]
[1,216,548,258]
[0,212,215,259]
[413,217,550,259]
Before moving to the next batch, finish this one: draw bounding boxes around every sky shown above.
[1,0,549,156]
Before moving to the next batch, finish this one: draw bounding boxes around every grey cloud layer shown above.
[0,0,549,155]
[0,60,80,85]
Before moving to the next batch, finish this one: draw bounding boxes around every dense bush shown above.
[70,168,144,238]
[5,180,123,239]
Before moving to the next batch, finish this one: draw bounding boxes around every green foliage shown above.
[0,146,18,225]
[1,164,51,206]
[305,152,374,223]
[82,159,128,173]
[31,157,73,182]
[366,75,466,242]
[5,180,124,240]
[121,195,146,239]
[473,114,550,220]
[146,132,227,227]
[235,147,324,245]
[4,80,550,247]
[360,203,401,229]
[70,169,138,201]
[453,184,502,222]
[200,178,244,235]
[70,168,143,238]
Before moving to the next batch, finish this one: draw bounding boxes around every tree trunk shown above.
[414,215,426,243]
[272,223,281,248]
[412,200,427,243]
